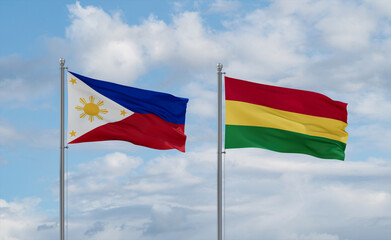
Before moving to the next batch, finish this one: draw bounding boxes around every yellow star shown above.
[70,78,77,85]
[69,130,77,137]
[120,110,127,116]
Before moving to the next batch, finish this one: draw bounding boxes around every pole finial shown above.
[217,63,223,72]
[59,58,65,66]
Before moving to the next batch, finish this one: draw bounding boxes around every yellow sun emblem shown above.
[75,96,108,122]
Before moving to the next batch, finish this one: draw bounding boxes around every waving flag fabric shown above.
[67,71,188,152]
[225,77,348,160]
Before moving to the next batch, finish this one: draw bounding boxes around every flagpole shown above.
[217,63,223,240]
[59,58,65,240]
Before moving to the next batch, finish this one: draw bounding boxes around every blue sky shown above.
[1,0,391,239]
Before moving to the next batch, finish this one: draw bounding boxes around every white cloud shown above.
[0,55,56,106]
[59,149,390,239]
[350,91,391,121]
[144,204,187,235]
[183,81,216,118]
[209,0,242,13]
[0,198,57,240]
[220,151,391,240]
[77,152,142,178]
[0,118,59,148]
[0,78,28,103]
[1,1,391,239]
[272,0,388,51]
[2,148,391,239]
[65,3,221,84]
[314,1,377,50]
[0,120,24,145]
[349,124,391,152]
[47,3,391,238]
[63,1,308,84]
[226,149,391,176]
[61,0,391,141]
[364,0,391,18]
[282,232,341,240]
[219,7,307,81]
[66,2,145,83]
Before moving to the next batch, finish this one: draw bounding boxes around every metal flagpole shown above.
[59,58,66,240]
[217,63,223,240]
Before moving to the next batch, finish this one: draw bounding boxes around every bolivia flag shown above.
[225,77,348,160]
[67,71,188,152]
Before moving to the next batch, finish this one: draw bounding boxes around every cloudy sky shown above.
[0,0,390,239]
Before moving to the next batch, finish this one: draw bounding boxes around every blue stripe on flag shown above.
[69,71,188,125]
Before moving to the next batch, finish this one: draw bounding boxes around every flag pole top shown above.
[59,58,65,66]
[217,63,223,72]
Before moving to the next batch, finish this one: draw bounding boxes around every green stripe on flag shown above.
[225,125,346,160]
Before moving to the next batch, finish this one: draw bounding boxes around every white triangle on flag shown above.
[67,72,134,143]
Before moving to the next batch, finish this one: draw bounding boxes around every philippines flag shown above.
[67,71,189,152]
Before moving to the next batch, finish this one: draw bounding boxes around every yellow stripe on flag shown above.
[226,100,348,143]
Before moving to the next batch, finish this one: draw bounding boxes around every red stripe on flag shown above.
[69,113,186,152]
[225,77,347,123]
